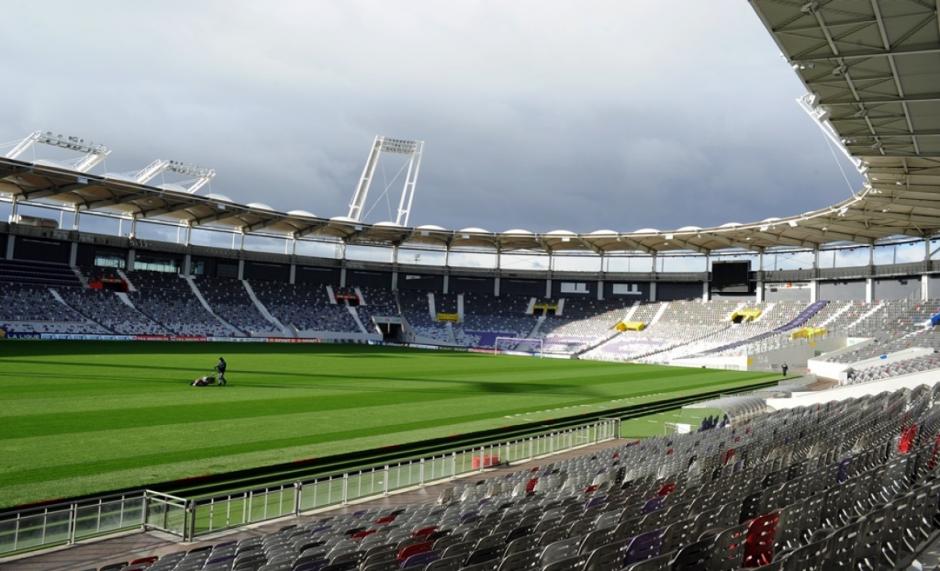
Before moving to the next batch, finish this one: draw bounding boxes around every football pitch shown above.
[0,341,775,509]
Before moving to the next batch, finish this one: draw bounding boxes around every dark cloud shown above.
[0,0,862,234]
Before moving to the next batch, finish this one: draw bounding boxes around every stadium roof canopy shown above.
[1,0,939,255]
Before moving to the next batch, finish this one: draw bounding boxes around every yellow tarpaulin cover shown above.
[616,321,647,331]
[436,313,459,322]
[730,308,763,322]
[791,327,827,340]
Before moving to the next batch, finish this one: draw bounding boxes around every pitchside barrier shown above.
[0,418,619,557]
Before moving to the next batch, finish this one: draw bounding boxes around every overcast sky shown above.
[0,0,863,234]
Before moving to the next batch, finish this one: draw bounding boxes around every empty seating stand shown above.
[86,383,940,571]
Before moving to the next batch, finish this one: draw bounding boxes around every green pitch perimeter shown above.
[0,341,774,509]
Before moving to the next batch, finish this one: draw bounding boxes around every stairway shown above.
[242,280,292,336]
[184,276,244,336]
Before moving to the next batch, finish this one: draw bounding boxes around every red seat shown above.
[397,541,432,562]
[742,512,780,567]
[352,529,376,540]
[525,478,539,494]
[374,514,397,524]
[899,424,918,454]
[413,525,438,538]
[130,556,158,566]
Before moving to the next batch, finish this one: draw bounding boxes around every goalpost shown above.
[494,337,544,357]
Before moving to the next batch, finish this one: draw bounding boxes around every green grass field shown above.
[0,341,775,509]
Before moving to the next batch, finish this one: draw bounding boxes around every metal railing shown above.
[0,418,619,555]
[0,492,145,558]
[187,418,619,539]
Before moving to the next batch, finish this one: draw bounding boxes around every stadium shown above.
[2,1,940,570]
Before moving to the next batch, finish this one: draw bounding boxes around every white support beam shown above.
[194,210,239,226]
[701,233,761,252]
[84,191,152,210]
[395,140,423,227]
[348,136,382,221]
[4,131,41,160]
[791,45,940,64]
[243,216,285,233]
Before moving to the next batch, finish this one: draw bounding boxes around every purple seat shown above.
[641,497,664,514]
[623,529,664,565]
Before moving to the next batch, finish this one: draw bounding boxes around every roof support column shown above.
[289,262,296,285]
[756,249,764,303]
[72,205,80,231]
[183,222,193,247]
[7,195,18,223]
[650,252,658,303]
[238,230,246,251]
[183,253,192,277]
[597,279,604,301]
[5,234,14,260]
[443,273,449,295]
[495,247,501,297]
[922,273,929,302]
[127,248,135,271]
[69,241,77,267]
[129,215,138,240]
[703,252,711,303]
[865,278,873,304]
[810,280,818,304]
[340,266,347,288]
[237,259,245,281]
[868,244,875,267]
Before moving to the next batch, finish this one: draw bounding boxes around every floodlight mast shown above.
[4,130,111,172]
[347,136,424,226]
[164,160,216,194]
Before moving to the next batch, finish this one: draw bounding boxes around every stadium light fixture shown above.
[4,130,111,172]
